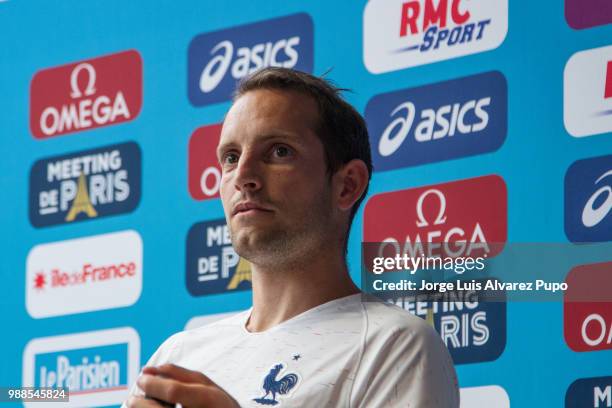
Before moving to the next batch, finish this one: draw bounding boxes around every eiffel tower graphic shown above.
[65,174,98,222]
[227,257,252,290]
[425,305,435,327]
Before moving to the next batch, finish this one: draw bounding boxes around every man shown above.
[124,68,459,407]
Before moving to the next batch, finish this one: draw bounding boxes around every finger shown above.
[167,382,237,408]
[126,395,164,408]
[137,374,172,400]
[137,375,235,408]
[137,374,192,405]
[146,397,174,408]
[142,366,161,375]
[148,363,214,386]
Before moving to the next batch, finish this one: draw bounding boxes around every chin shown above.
[232,228,289,260]
[231,228,267,253]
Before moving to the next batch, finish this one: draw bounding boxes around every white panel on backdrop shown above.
[363,0,508,73]
[564,44,612,138]
[460,385,510,407]
[22,327,140,408]
[26,230,143,318]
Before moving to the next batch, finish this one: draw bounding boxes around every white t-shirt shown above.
[122,294,459,407]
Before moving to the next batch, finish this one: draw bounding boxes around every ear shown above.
[333,159,369,213]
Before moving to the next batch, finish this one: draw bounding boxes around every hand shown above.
[126,364,240,408]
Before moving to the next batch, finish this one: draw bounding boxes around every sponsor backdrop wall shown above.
[1,0,611,407]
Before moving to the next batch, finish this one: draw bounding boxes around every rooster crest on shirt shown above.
[253,362,300,405]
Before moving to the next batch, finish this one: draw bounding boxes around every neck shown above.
[245,250,360,332]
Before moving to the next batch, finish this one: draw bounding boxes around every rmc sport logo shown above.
[363,0,508,73]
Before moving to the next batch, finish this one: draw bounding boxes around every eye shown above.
[272,145,293,158]
[222,152,239,165]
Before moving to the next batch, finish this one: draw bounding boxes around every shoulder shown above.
[184,310,248,333]
[150,310,249,362]
[352,297,459,407]
[359,296,456,386]
[362,297,440,344]
[172,309,248,342]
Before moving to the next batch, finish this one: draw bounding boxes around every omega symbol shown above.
[70,63,97,98]
[416,189,447,228]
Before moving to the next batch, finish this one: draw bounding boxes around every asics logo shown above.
[199,37,300,93]
[379,98,491,157]
[582,169,612,228]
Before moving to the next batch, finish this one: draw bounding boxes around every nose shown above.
[233,151,262,193]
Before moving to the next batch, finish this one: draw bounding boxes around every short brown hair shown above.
[233,67,372,230]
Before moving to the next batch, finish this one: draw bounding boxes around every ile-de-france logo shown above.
[30,50,142,139]
[26,230,143,318]
[564,154,611,242]
[253,363,300,406]
[188,13,313,107]
[186,219,252,296]
[29,142,141,227]
[363,0,508,73]
[365,71,507,171]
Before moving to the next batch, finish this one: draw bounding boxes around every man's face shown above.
[217,89,335,266]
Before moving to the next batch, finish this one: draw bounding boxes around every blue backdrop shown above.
[1,1,611,407]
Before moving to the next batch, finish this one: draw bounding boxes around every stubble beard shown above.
[230,193,334,270]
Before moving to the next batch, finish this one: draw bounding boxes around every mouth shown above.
[232,202,273,217]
